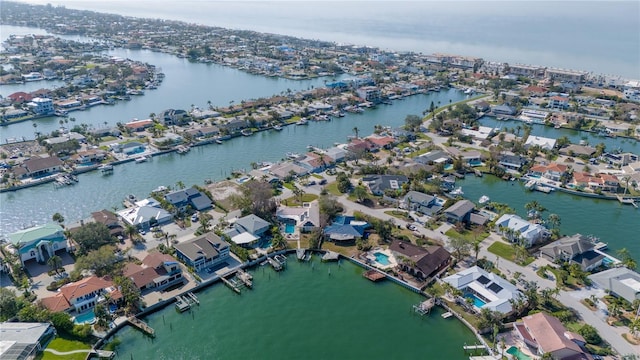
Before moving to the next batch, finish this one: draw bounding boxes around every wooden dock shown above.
[175,295,190,312]
[322,251,340,262]
[127,316,155,337]
[222,276,241,294]
[617,195,639,208]
[413,298,435,315]
[363,269,385,282]
[187,292,199,305]
[236,269,253,288]
[267,257,283,271]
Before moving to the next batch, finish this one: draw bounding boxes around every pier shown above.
[236,269,253,288]
[363,269,386,282]
[616,195,639,208]
[127,316,155,337]
[322,251,340,262]
[175,295,190,312]
[221,276,242,294]
[267,257,282,271]
[187,291,199,305]
[412,298,435,315]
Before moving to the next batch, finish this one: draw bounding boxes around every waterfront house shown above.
[443,266,522,314]
[159,108,190,126]
[8,91,33,103]
[41,276,122,313]
[362,174,408,196]
[27,97,54,115]
[539,234,604,271]
[414,150,451,165]
[324,147,347,163]
[559,144,596,158]
[514,312,590,360]
[43,132,86,146]
[164,187,213,213]
[446,147,482,166]
[0,322,56,360]
[356,86,382,104]
[494,214,549,248]
[233,214,270,238]
[91,209,124,237]
[120,141,145,155]
[389,240,450,280]
[444,200,475,224]
[296,152,328,173]
[323,216,369,244]
[548,96,570,109]
[152,133,183,147]
[269,162,309,179]
[276,200,320,233]
[528,163,567,182]
[571,172,619,193]
[491,104,516,116]
[401,190,441,216]
[123,252,184,291]
[524,136,557,150]
[70,149,106,165]
[498,154,528,172]
[12,156,64,179]
[117,198,173,230]
[174,232,230,271]
[588,267,640,304]
[7,223,67,266]
[124,119,154,132]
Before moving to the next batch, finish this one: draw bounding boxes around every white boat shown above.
[273,124,283,131]
[98,164,114,174]
[463,88,474,95]
[450,187,464,196]
[285,152,300,159]
[296,118,308,125]
[524,179,537,190]
[479,195,490,204]
[241,129,253,136]
[135,156,148,163]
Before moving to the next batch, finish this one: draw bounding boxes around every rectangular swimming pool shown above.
[464,293,486,308]
[373,252,390,266]
[285,223,295,234]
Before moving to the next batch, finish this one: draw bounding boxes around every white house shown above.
[443,266,523,314]
[494,214,549,248]
[524,136,556,150]
[27,97,54,115]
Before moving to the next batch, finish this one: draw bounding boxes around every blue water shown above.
[464,293,486,308]
[285,223,295,234]
[74,310,96,325]
[374,252,390,266]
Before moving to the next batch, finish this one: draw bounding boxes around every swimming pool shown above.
[374,252,390,266]
[285,223,295,234]
[74,310,96,325]
[506,346,531,360]
[602,257,614,265]
[464,293,486,308]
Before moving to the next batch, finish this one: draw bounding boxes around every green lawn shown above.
[325,182,343,196]
[487,241,535,266]
[281,194,318,206]
[384,210,411,221]
[444,229,489,242]
[311,173,324,179]
[38,336,91,360]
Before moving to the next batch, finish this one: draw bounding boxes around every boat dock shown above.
[296,249,305,260]
[127,316,155,337]
[175,295,190,312]
[187,291,199,305]
[322,251,340,262]
[236,269,253,288]
[222,276,242,294]
[267,257,283,271]
[616,195,639,208]
[363,269,386,282]
[533,184,553,193]
[412,298,435,315]
[441,312,453,319]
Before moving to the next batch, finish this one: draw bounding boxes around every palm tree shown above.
[125,225,137,242]
[547,213,561,229]
[176,180,185,190]
[47,255,63,274]
[199,213,212,233]
[291,184,305,205]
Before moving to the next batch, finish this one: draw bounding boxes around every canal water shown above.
[459,176,640,260]
[0,89,464,236]
[112,258,477,359]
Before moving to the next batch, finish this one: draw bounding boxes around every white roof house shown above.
[524,136,556,150]
[494,214,549,248]
[443,266,522,314]
[117,199,172,229]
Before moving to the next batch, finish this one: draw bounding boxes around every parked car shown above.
[191,214,199,222]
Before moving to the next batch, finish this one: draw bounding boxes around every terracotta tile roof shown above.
[521,312,585,355]
[60,276,113,302]
[40,292,71,312]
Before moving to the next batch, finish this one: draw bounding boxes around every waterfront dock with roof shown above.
[413,298,435,315]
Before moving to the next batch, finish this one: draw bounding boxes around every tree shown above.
[198,213,213,233]
[547,213,561,229]
[231,179,277,220]
[125,224,137,242]
[353,185,368,203]
[404,114,422,132]
[0,288,19,321]
[52,212,65,226]
[617,248,637,270]
[449,236,471,261]
[291,184,305,204]
[94,303,110,329]
[114,276,141,315]
[578,324,601,345]
[176,181,185,190]
[75,245,119,276]
[336,172,352,194]
[318,194,342,227]
[72,222,114,255]
[523,281,539,310]
[271,227,287,250]
[47,255,63,275]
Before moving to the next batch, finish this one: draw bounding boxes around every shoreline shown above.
[95,249,493,356]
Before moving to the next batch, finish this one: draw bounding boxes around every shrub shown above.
[72,324,93,340]
[578,324,602,345]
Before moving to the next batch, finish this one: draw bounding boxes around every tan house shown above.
[515,312,591,359]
